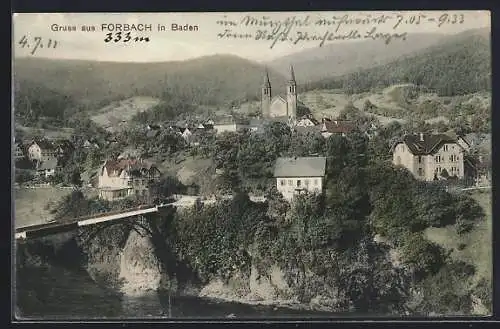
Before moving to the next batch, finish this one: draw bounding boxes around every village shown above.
[13,66,492,207]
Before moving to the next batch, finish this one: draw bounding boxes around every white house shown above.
[36,157,59,178]
[213,117,247,134]
[296,116,319,127]
[13,142,24,160]
[27,139,57,163]
[181,128,193,143]
[83,139,100,149]
[273,156,327,201]
[214,123,238,134]
[98,158,161,201]
[392,133,465,181]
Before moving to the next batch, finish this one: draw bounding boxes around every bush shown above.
[413,261,476,315]
[400,233,447,281]
[15,169,35,184]
[474,277,492,313]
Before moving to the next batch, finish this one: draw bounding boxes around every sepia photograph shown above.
[12,11,492,319]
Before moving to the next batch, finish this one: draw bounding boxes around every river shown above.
[15,266,338,320]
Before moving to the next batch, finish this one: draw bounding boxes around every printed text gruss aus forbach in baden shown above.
[99,23,200,32]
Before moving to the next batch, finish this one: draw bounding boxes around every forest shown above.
[302,33,491,97]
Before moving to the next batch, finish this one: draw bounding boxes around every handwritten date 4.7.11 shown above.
[104,32,150,43]
[18,35,58,55]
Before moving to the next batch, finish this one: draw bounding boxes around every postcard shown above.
[12,11,492,320]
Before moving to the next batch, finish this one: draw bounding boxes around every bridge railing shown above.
[16,204,157,231]
[61,204,159,223]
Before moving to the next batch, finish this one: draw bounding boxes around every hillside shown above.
[303,28,491,97]
[267,32,447,83]
[13,55,288,113]
[295,85,490,131]
[90,97,162,132]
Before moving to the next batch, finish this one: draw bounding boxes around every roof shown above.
[396,133,458,155]
[321,121,356,134]
[263,69,271,87]
[31,139,55,150]
[294,125,322,134]
[274,157,327,178]
[297,116,320,125]
[272,95,287,103]
[38,158,58,170]
[54,139,74,149]
[100,187,132,192]
[102,158,157,177]
[213,116,236,125]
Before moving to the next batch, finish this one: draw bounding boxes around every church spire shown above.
[290,65,296,83]
[263,67,271,87]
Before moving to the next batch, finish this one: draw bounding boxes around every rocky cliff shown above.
[16,221,347,311]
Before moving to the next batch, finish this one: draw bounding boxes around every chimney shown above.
[419,132,424,142]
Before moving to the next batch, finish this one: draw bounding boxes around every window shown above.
[443,145,449,152]
[288,180,293,186]
[314,179,319,186]
[435,155,441,163]
[418,168,424,176]
[418,156,422,163]
[305,179,310,186]
[297,180,302,187]
[280,179,285,186]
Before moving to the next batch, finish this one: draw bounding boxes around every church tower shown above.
[261,69,271,118]
[286,65,297,121]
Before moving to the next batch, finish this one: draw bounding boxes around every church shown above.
[261,66,298,124]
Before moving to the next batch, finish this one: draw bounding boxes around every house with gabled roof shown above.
[296,115,320,127]
[53,139,75,158]
[392,133,466,181]
[36,157,60,178]
[27,139,57,164]
[13,141,25,160]
[213,116,248,134]
[274,156,327,201]
[320,119,356,138]
[98,158,161,201]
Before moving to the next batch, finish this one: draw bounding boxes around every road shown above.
[169,194,266,207]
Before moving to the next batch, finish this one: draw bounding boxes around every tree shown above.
[64,169,83,187]
[51,189,89,220]
[362,99,372,111]
[265,186,290,221]
[413,261,476,315]
[400,233,447,281]
[150,176,185,200]
[474,277,492,313]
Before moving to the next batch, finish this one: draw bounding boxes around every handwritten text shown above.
[17,35,58,55]
[215,12,466,48]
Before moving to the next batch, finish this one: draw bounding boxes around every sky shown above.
[12,11,490,63]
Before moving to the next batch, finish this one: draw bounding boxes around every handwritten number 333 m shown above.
[104,32,132,42]
[104,32,150,43]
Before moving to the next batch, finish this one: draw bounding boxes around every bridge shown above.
[15,194,267,241]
